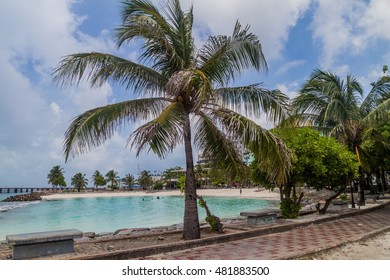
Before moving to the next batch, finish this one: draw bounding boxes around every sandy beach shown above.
[41,188,281,201]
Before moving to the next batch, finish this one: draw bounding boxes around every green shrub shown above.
[153,182,163,190]
[339,193,348,201]
[280,199,301,219]
[205,215,220,232]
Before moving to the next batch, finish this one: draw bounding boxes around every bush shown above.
[339,193,348,201]
[153,182,164,190]
[280,199,301,219]
[205,215,221,232]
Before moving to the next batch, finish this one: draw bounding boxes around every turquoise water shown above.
[0,194,277,241]
[0,193,12,200]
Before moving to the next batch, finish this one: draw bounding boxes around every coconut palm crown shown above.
[53,0,291,240]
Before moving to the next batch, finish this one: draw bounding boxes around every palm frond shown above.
[292,90,328,121]
[282,112,318,127]
[293,69,363,128]
[63,98,169,161]
[164,0,194,67]
[345,74,363,100]
[117,0,171,48]
[360,78,390,117]
[197,21,267,85]
[200,108,291,183]
[53,52,166,95]
[324,95,354,123]
[329,123,350,143]
[117,0,195,75]
[128,101,187,157]
[363,97,390,126]
[193,111,243,174]
[213,84,289,123]
[280,114,334,136]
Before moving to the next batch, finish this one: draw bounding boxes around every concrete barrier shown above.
[6,229,83,259]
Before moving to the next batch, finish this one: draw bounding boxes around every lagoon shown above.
[0,193,277,241]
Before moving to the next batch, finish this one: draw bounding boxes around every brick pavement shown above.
[140,204,390,260]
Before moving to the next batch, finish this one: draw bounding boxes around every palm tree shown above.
[123,173,135,188]
[105,169,120,189]
[92,170,106,189]
[71,172,88,192]
[53,0,290,239]
[292,69,390,204]
[162,166,182,188]
[194,163,209,187]
[138,170,153,190]
[47,165,67,191]
[291,69,363,133]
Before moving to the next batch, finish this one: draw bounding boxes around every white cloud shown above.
[358,0,390,41]
[181,0,311,60]
[276,82,300,99]
[63,83,113,112]
[0,0,116,187]
[50,102,63,117]
[333,65,351,77]
[310,0,359,68]
[276,60,306,75]
[311,0,390,69]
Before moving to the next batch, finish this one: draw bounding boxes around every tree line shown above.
[47,166,151,192]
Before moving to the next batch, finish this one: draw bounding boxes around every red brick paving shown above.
[141,205,390,260]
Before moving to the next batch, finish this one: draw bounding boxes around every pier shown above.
[0,187,52,194]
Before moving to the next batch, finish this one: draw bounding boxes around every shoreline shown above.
[41,188,281,201]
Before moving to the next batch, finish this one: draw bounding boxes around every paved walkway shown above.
[141,204,390,259]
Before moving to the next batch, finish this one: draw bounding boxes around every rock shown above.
[1,192,46,202]
[158,236,165,240]
[95,232,114,238]
[83,232,96,239]
[114,229,133,236]
[131,228,150,232]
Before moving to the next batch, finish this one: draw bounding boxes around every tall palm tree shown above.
[92,170,106,189]
[71,172,88,192]
[292,69,390,204]
[53,0,290,239]
[47,165,67,191]
[105,169,120,189]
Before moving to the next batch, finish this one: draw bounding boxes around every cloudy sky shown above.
[1,0,389,187]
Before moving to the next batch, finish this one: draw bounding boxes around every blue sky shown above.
[1,0,389,187]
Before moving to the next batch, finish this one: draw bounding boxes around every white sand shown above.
[41,188,280,201]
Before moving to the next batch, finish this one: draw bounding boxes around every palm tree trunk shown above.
[182,115,200,240]
[358,167,366,206]
[350,182,356,208]
[354,146,365,206]
[381,169,386,196]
